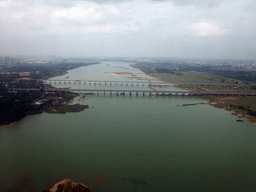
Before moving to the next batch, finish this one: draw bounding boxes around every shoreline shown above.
[145,73,256,125]
[0,64,97,127]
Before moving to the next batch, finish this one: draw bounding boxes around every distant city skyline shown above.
[0,0,256,59]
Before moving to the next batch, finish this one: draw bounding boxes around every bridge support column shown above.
[156,92,158,96]
[116,92,118,96]
[143,92,145,96]
[130,92,132,96]
[97,91,99,95]
[104,91,105,96]
[110,91,112,96]
[136,92,138,96]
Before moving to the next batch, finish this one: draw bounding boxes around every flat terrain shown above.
[151,72,243,84]
[149,72,256,124]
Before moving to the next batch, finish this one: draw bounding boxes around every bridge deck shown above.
[9,88,256,96]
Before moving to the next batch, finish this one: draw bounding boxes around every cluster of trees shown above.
[0,90,44,125]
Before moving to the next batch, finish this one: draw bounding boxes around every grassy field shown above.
[151,72,243,84]
[238,97,256,110]
[151,72,256,93]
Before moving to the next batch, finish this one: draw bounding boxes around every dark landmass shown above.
[43,178,90,192]
[181,102,207,106]
[44,103,89,114]
[0,58,98,126]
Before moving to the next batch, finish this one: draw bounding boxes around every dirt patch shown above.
[200,88,237,93]
[216,97,239,101]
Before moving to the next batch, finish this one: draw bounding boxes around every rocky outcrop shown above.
[43,179,90,192]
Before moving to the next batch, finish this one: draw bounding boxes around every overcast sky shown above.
[0,0,255,59]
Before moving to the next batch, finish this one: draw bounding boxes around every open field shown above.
[149,72,256,124]
[150,72,244,84]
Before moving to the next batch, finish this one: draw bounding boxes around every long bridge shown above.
[9,88,256,97]
[15,79,256,88]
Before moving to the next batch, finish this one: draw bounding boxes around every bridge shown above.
[15,79,256,88]
[41,79,165,86]
[9,88,256,97]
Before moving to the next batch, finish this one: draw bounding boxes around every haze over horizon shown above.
[1,0,256,59]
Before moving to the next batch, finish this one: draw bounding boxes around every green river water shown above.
[0,62,256,191]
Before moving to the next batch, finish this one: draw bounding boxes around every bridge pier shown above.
[116,92,118,96]
[136,92,138,96]
[130,92,132,96]
[110,91,112,96]
[143,92,145,96]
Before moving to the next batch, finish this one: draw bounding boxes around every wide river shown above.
[1,62,256,191]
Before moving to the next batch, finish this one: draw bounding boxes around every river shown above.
[0,62,256,191]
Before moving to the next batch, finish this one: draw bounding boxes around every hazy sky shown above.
[0,0,255,59]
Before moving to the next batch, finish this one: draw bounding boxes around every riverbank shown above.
[0,62,99,127]
[206,96,256,124]
[145,73,256,124]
